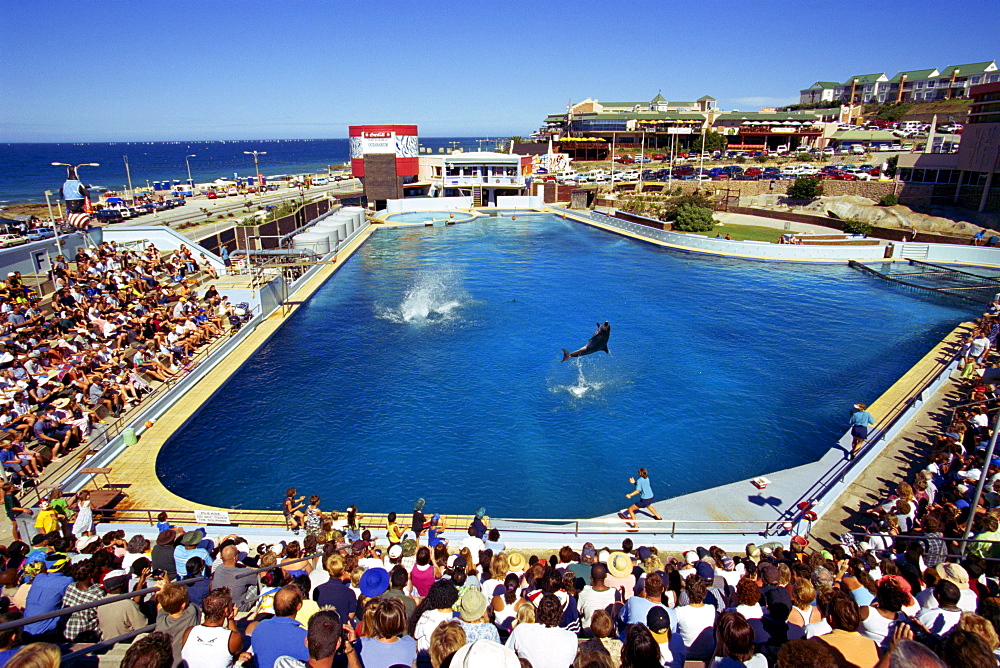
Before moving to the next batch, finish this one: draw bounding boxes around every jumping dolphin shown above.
[562,322,611,362]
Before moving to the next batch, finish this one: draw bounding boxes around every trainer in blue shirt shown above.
[250,585,308,668]
[618,467,663,529]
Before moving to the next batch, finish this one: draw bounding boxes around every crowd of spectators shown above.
[0,499,997,667]
[0,240,241,539]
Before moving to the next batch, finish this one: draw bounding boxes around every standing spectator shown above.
[461,527,485,564]
[411,498,427,546]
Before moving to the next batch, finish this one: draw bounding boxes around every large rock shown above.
[743,194,982,237]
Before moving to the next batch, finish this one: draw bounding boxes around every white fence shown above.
[384,197,472,213]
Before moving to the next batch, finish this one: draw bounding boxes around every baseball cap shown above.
[695,561,714,582]
[759,563,780,585]
[646,607,671,642]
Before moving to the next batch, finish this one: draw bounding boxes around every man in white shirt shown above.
[916,580,963,636]
[577,563,620,628]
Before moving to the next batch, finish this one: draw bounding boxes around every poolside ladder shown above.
[898,243,930,260]
[472,185,484,207]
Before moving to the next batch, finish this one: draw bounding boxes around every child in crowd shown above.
[283,488,306,535]
[304,494,323,537]
[387,512,403,546]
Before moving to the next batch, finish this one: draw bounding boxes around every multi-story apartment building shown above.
[800,61,999,105]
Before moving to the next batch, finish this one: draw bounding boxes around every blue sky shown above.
[3,0,997,142]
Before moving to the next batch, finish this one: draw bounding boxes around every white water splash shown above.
[559,359,605,398]
[379,269,468,325]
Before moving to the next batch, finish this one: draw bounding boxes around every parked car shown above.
[634,156,651,163]
[26,228,55,241]
[822,147,835,156]
[0,234,27,248]
[206,191,218,199]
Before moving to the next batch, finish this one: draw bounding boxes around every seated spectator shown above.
[382,565,416,621]
[22,556,72,641]
[505,593,577,668]
[154,582,202,667]
[579,562,620,629]
[411,579,458,653]
[712,610,766,667]
[97,572,148,641]
[122,631,174,668]
[61,560,104,643]
[458,588,500,644]
[360,597,417,668]
[274,609,360,668]
[180,587,244,668]
[916,580,963,637]
[620,623,661,668]
[210,545,253,611]
[675,575,717,661]
[248,585,308,668]
[185,556,210,607]
[811,591,878,668]
[428,620,466,668]
[313,553,356,623]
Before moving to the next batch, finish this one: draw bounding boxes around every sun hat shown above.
[459,588,489,622]
[401,538,417,558]
[607,552,632,579]
[77,535,100,551]
[936,563,970,590]
[507,552,526,572]
[179,529,205,546]
[156,530,176,547]
[388,544,402,560]
[359,567,389,598]
[52,397,70,408]
[450,639,520,668]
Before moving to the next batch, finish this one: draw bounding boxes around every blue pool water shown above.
[158,215,972,517]
[384,211,477,224]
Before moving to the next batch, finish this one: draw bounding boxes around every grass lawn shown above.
[672,222,785,243]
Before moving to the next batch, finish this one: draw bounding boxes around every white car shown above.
[822,147,835,156]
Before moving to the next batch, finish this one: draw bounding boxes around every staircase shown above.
[472,185,484,208]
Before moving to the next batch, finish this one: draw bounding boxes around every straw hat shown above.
[607,552,632,579]
[506,552,526,572]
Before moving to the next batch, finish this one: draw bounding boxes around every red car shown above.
[206,191,218,199]
[834,172,857,181]
[817,173,838,180]
[744,168,763,177]
[651,153,666,161]
[711,174,731,181]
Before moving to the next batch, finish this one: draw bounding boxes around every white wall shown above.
[496,196,545,208]
[892,242,1000,268]
[384,197,472,213]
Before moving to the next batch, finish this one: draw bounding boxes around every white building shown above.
[418,152,530,206]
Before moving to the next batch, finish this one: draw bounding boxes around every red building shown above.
[349,124,419,206]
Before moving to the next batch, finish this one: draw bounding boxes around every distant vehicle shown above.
[651,153,666,160]
[634,156,651,163]
[850,145,867,155]
[312,177,329,186]
[822,147,835,156]
[206,191,218,199]
[226,187,239,197]
[26,228,55,241]
[0,234,27,248]
[901,143,915,151]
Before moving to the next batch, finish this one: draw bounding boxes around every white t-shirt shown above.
[461,536,485,563]
[577,586,618,627]
[712,655,768,668]
[414,609,454,652]
[916,607,962,636]
[505,623,577,668]
[675,604,717,659]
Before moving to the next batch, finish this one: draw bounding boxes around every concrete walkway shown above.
[810,350,968,548]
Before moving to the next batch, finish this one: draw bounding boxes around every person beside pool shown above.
[849,403,876,459]
[618,468,663,530]
[283,488,306,534]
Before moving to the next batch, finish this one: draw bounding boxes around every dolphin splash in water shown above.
[562,322,611,362]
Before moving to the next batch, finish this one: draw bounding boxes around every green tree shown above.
[842,219,873,236]
[666,190,716,215]
[885,155,899,177]
[672,204,716,232]
[688,131,727,154]
[879,194,899,207]
[787,177,824,200]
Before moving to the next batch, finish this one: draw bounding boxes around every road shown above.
[104,179,363,240]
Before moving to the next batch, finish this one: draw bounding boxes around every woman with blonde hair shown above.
[429,621,466,668]
[513,599,535,628]
[787,578,822,635]
[5,643,61,668]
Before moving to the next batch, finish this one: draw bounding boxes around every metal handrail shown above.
[234,552,322,580]
[62,624,156,662]
[0,576,205,632]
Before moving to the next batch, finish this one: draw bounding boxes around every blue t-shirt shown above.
[314,579,357,623]
[636,476,654,500]
[849,411,875,427]
[23,573,73,635]
[0,647,20,666]
[360,635,417,668]
[174,546,211,579]
[252,616,308,668]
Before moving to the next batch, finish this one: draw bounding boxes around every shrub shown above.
[798,153,815,162]
[672,204,716,232]
[787,177,824,200]
[667,190,716,213]
[842,219,873,236]
[755,156,769,164]
[879,194,899,207]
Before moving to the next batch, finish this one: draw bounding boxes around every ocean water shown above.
[0,137,491,206]
[157,215,973,518]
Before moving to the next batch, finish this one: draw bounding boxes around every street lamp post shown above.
[244,150,266,196]
[43,190,63,258]
[185,155,197,187]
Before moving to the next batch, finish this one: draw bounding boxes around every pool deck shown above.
[45,210,975,552]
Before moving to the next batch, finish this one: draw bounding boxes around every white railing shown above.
[445,176,524,187]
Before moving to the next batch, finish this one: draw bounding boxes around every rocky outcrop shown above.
[741,194,983,237]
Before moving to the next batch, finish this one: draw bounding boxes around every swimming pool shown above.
[158,215,972,517]
[383,211,477,224]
